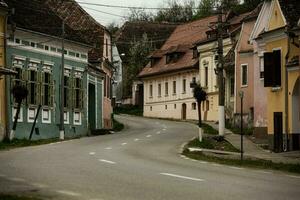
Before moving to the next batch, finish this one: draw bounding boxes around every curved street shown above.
[0,115,299,200]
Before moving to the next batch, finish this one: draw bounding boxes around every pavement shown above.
[0,115,299,200]
[205,121,300,164]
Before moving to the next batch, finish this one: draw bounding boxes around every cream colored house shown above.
[139,16,219,120]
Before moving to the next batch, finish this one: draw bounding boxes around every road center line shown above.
[156,131,161,134]
[146,135,152,138]
[89,152,96,155]
[162,128,166,131]
[99,159,116,164]
[160,173,205,182]
[134,138,139,141]
[105,147,112,150]
[121,143,127,145]
[56,190,81,196]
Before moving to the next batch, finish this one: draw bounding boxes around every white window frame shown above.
[64,111,70,124]
[241,64,248,87]
[42,109,51,124]
[12,107,23,122]
[73,111,82,125]
[27,107,37,123]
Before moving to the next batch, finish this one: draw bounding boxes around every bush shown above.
[114,105,143,116]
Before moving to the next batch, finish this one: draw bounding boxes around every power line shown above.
[82,6,127,18]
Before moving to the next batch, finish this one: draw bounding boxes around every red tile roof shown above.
[139,15,218,78]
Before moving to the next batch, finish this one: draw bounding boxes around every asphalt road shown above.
[0,115,300,200]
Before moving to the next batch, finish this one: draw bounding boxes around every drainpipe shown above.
[4,10,10,140]
[285,26,290,151]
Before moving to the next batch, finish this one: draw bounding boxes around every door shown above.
[182,103,186,120]
[273,112,283,153]
[88,83,96,130]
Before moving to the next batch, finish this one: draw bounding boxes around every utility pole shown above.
[60,20,65,140]
[217,6,225,136]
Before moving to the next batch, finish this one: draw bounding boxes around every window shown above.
[264,50,281,87]
[44,45,49,51]
[22,40,30,46]
[41,71,53,107]
[165,105,167,110]
[27,107,37,122]
[104,76,107,97]
[150,106,152,111]
[230,77,234,97]
[206,100,209,111]
[149,84,153,97]
[193,49,198,59]
[166,53,181,64]
[81,54,87,59]
[42,109,51,123]
[37,44,44,49]
[74,112,81,125]
[182,79,186,93]
[173,81,176,94]
[50,47,57,52]
[241,64,248,86]
[73,73,83,109]
[259,56,264,79]
[165,82,168,96]
[205,66,208,87]
[64,111,69,124]
[30,42,36,47]
[69,51,76,57]
[64,50,68,55]
[174,104,176,109]
[12,58,25,88]
[192,103,196,110]
[106,39,108,57]
[158,83,161,97]
[76,53,80,58]
[64,71,72,108]
[192,77,196,84]
[27,69,40,105]
[15,38,21,44]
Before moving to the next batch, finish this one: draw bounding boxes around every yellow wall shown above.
[265,38,287,134]
[0,14,7,139]
[268,0,286,31]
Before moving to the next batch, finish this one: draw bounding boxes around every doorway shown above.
[273,112,283,152]
[182,103,187,120]
[88,83,96,130]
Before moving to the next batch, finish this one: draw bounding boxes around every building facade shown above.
[254,0,300,152]
[139,16,219,120]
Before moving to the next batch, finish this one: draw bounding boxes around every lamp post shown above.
[239,91,244,161]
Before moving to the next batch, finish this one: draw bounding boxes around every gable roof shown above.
[138,15,218,78]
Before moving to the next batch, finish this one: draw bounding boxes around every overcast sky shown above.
[75,0,174,26]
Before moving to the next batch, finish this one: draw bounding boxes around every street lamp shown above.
[239,91,244,161]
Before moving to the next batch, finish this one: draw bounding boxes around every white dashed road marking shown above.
[146,135,152,138]
[99,159,116,164]
[31,183,49,188]
[121,143,127,145]
[156,131,161,134]
[56,190,81,196]
[89,152,96,155]
[134,138,139,141]
[160,173,205,182]
[162,128,166,131]
[105,147,112,150]
[212,163,222,167]
[200,161,208,164]
[229,166,243,170]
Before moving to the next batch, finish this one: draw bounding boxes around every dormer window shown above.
[150,58,159,67]
[193,49,199,59]
[166,52,182,64]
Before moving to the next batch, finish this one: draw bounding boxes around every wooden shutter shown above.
[273,50,281,87]
[264,52,273,87]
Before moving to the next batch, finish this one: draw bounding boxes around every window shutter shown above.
[273,50,281,87]
[264,52,273,87]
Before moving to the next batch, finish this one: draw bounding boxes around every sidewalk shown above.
[204,121,300,164]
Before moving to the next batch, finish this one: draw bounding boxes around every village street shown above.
[0,115,299,200]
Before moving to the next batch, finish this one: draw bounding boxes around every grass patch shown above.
[226,123,253,135]
[113,119,124,132]
[183,149,300,174]
[0,138,60,151]
[0,194,41,200]
[201,123,218,135]
[114,105,143,116]
[187,137,240,152]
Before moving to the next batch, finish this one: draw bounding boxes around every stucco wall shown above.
[143,70,199,120]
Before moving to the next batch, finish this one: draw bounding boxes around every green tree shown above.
[194,0,217,19]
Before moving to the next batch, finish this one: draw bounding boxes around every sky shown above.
[75,0,175,26]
